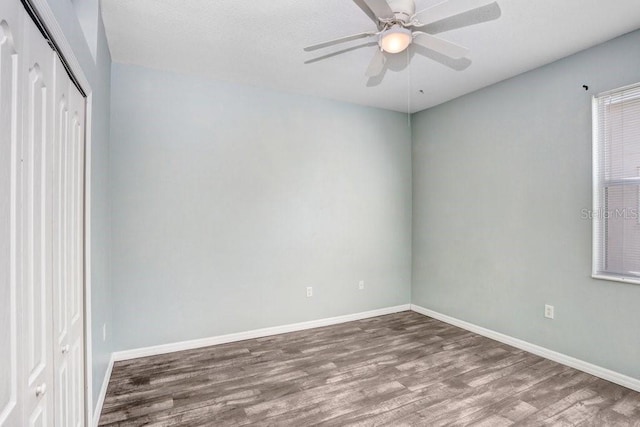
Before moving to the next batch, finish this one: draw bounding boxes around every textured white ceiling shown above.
[101,0,640,113]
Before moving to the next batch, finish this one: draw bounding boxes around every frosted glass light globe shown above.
[380,26,412,54]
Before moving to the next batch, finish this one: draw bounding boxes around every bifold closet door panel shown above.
[67,73,85,427]
[52,53,70,427]
[52,53,85,427]
[0,1,24,426]
[1,1,86,425]
[20,10,56,427]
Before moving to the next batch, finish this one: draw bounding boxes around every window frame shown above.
[592,82,640,285]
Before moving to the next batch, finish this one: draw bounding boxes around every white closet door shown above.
[52,54,70,427]
[68,76,85,427]
[1,2,86,425]
[52,53,85,427]
[0,1,24,425]
[20,10,55,427]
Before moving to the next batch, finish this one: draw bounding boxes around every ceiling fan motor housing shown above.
[387,0,416,23]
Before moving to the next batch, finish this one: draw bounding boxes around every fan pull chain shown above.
[407,48,411,127]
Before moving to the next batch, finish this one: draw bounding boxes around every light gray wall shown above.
[87,11,112,407]
[70,0,99,61]
[45,0,112,410]
[412,29,640,379]
[109,63,412,351]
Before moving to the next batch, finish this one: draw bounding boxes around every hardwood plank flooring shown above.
[98,312,640,426]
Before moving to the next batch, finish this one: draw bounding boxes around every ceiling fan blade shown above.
[412,32,469,59]
[366,65,388,87]
[413,0,496,25]
[352,0,381,23]
[305,41,378,64]
[365,49,387,77]
[359,0,395,20]
[412,2,501,34]
[304,31,377,52]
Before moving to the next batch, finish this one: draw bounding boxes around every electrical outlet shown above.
[544,304,554,319]
[102,323,107,341]
[306,287,313,297]
[358,280,364,290]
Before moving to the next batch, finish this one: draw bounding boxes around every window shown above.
[593,82,640,284]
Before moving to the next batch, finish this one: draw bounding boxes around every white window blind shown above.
[593,82,640,284]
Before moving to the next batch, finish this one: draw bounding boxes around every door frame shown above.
[19,0,94,424]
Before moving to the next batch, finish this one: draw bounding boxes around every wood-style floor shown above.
[98,311,640,426]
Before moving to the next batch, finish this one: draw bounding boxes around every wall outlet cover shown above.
[544,304,554,319]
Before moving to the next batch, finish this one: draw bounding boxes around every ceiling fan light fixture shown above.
[380,26,412,54]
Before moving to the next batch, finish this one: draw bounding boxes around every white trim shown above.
[410,304,640,393]
[591,85,640,287]
[113,305,411,361]
[83,92,94,421]
[92,353,114,427]
[592,95,600,280]
[592,274,640,286]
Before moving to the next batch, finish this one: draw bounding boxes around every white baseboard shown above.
[410,304,640,393]
[92,353,115,427]
[113,304,411,362]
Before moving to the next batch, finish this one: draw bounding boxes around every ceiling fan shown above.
[304,0,501,79]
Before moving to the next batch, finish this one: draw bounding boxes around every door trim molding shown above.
[92,353,114,427]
